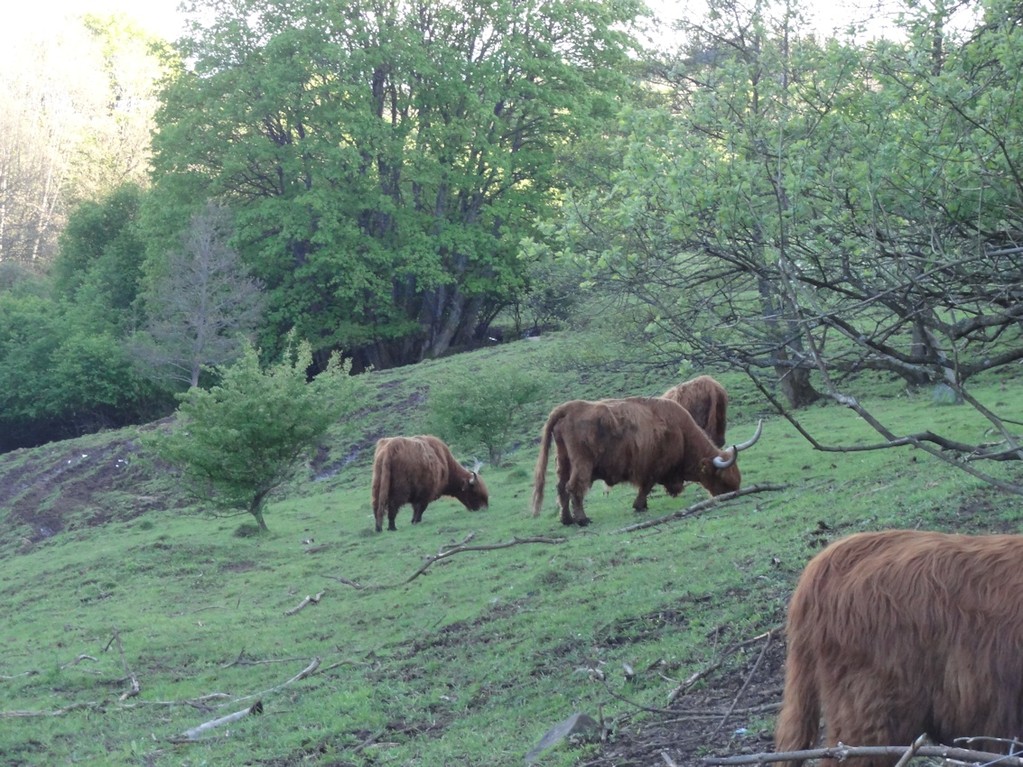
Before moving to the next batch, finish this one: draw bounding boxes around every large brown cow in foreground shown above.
[531,397,762,526]
[661,375,728,447]
[370,435,488,532]
[775,529,1023,767]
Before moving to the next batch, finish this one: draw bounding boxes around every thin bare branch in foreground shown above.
[402,535,568,584]
[703,743,1023,767]
[615,485,786,533]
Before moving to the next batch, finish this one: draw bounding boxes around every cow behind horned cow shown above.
[661,375,728,447]
[370,435,488,532]
[775,529,1023,767]
[531,396,762,526]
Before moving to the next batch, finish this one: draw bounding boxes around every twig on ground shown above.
[284,591,325,616]
[402,535,568,584]
[668,627,782,703]
[704,743,1023,767]
[230,657,321,705]
[614,485,787,533]
[322,574,364,589]
[106,629,140,701]
[708,629,775,739]
[0,702,101,718]
[174,700,264,741]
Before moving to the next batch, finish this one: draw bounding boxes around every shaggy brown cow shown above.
[775,529,1023,767]
[661,375,728,447]
[531,397,762,525]
[370,435,488,532]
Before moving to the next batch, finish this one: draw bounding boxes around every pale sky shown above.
[10,0,904,46]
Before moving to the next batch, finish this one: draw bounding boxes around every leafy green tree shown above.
[426,363,549,465]
[53,183,147,333]
[146,340,361,531]
[152,0,644,370]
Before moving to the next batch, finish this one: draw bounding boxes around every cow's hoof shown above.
[388,525,397,531]
[575,517,591,527]
[633,507,648,514]
[560,518,575,526]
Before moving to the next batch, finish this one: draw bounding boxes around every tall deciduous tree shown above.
[132,202,264,388]
[152,0,643,369]
[555,0,1023,481]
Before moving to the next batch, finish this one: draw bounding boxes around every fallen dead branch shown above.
[708,629,775,739]
[175,700,264,741]
[284,590,325,616]
[0,701,102,718]
[402,535,568,584]
[230,656,321,705]
[703,743,1023,767]
[105,629,140,701]
[614,485,787,533]
[668,627,782,703]
[323,574,364,589]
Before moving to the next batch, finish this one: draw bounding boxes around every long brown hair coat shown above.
[775,529,1023,767]
[370,435,488,532]
[661,375,729,447]
[531,397,753,526]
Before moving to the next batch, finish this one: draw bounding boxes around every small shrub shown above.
[427,363,550,465]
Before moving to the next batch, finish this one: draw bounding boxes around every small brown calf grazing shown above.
[775,529,1023,767]
[660,374,728,447]
[531,396,762,525]
[370,435,488,532]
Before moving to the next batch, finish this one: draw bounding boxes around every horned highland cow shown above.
[661,374,729,447]
[775,529,1023,767]
[370,435,488,532]
[531,396,762,525]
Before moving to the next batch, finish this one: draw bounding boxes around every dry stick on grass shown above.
[230,656,321,706]
[707,628,775,739]
[0,702,102,719]
[283,590,326,616]
[614,484,787,534]
[703,742,1023,767]
[105,629,140,701]
[668,627,782,703]
[401,535,568,584]
[175,700,264,741]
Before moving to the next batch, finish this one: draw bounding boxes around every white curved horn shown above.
[712,420,763,469]
[734,419,764,452]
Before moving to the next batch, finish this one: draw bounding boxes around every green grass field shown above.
[1,332,1021,766]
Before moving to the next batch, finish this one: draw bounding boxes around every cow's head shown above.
[456,459,489,511]
[702,420,763,496]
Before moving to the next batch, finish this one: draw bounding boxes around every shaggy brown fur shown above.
[531,397,761,526]
[661,375,729,447]
[775,530,1023,767]
[370,435,488,532]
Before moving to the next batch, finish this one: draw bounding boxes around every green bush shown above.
[427,363,549,466]
[145,339,362,531]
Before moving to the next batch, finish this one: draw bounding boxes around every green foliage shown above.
[145,340,362,530]
[426,362,550,465]
[152,0,646,368]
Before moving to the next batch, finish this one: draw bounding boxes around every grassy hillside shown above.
[1,332,1021,767]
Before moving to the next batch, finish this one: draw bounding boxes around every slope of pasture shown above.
[0,332,1021,767]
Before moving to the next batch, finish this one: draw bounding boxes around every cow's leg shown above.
[387,505,399,531]
[555,451,574,525]
[632,481,655,512]
[411,502,427,524]
[566,470,592,526]
[374,506,384,533]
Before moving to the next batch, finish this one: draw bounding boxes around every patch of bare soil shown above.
[587,634,785,767]
[0,425,179,546]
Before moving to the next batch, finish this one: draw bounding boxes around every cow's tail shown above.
[772,625,820,767]
[371,443,390,530]
[531,406,562,517]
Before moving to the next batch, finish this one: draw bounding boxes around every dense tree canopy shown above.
[152,0,644,369]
